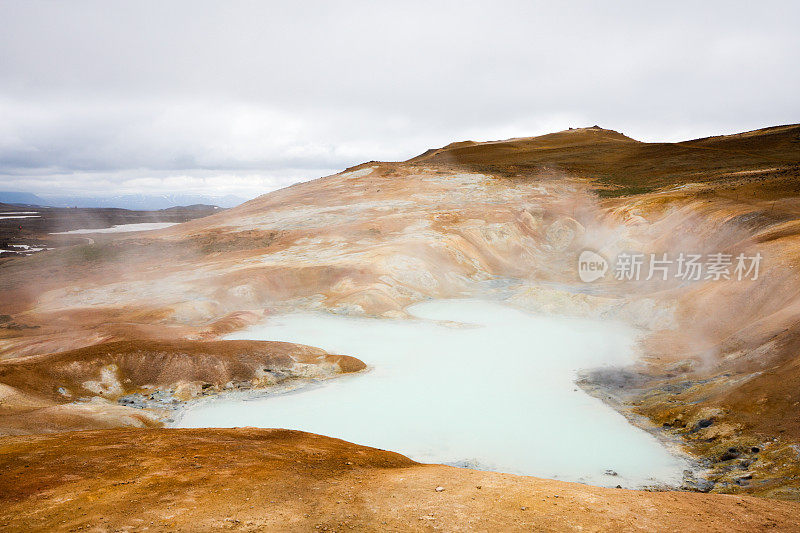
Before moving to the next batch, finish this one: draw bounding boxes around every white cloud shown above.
[0,1,797,200]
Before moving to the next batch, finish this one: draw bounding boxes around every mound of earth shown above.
[0,428,798,532]
[0,339,364,435]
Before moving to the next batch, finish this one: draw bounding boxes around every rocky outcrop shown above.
[0,340,365,435]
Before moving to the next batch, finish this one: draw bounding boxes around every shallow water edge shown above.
[170,299,702,489]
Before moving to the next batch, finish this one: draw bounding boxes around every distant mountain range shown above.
[0,192,248,210]
[0,191,45,206]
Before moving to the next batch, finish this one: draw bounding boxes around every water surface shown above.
[177,300,689,487]
[51,222,177,234]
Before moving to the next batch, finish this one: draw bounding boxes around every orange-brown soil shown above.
[1,428,798,532]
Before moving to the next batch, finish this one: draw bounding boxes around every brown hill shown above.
[409,124,800,195]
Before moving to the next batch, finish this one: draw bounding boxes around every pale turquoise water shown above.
[176,299,689,488]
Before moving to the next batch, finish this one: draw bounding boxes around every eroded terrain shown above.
[2,125,800,529]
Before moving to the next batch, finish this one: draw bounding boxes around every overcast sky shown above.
[1,1,798,200]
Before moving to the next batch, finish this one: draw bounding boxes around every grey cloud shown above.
[0,1,798,199]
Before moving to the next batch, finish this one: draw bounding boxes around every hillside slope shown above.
[409,124,800,195]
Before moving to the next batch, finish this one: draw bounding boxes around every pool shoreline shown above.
[170,299,704,490]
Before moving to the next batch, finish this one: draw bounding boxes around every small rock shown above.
[695,418,714,429]
[682,471,714,493]
[435,486,445,492]
[719,448,740,461]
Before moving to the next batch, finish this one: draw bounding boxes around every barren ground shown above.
[2,125,800,529]
[1,429,798,532]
